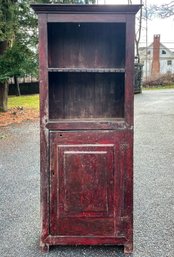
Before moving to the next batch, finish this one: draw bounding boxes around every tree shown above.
[0,0,40,110]
[127,0,143,63]
[0,0,17,111]
[1,0,39,96]
[0,0,95,112]
[135,0,143,63]
[149,1,174,18]
[0,40,38,93]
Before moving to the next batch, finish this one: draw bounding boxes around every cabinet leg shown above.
[124,242,133,254]
[40,242,50,253]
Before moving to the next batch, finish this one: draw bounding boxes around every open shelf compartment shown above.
[48,23,126,69]
[49,72,125,120]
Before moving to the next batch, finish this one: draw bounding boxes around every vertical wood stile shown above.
[38,13,49,249]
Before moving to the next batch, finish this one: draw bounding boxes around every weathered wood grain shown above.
[31,3,141,254]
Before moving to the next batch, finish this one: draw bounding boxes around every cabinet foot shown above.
[40,242,49,253]
[124,243,133,254]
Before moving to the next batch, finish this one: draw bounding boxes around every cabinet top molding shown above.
[31,4,142,15]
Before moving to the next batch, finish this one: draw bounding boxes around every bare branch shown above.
[148,1,174,18]
[128,0,132,4]
[135,0,143,62]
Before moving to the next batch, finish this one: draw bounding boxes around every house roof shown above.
[140,42,174,56]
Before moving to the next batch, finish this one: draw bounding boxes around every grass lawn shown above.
[143,85,174,90]
[8,94,39,110]
[0,94,39,127]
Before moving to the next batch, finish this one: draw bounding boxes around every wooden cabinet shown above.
[31,4,141,254]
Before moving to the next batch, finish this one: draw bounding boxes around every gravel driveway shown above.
[0,89,174,257]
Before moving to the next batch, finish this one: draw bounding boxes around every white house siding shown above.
[139,43,174,80]
[160,59,174,74]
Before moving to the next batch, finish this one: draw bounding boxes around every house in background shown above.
[139,35,174,81]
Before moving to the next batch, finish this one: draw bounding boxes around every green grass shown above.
[143,85,174,90]
[7,85,174,109]
[8,94,39,110]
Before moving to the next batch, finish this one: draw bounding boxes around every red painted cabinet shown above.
[31,4,141,254]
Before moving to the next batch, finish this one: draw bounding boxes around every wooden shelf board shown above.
[48,68,125,73]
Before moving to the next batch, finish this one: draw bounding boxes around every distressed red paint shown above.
[31,4,141,254]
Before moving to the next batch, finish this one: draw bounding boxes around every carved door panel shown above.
[49,131,127,237]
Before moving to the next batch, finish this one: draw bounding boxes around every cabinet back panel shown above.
[49,73,124,119]
[48,23,125,68]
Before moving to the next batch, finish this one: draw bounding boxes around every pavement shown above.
[0,89,174,257]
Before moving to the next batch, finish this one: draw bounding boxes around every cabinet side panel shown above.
[124,132,133,252]
[124,15,135,250]
[125,15,135,127]
[38,13,49,243]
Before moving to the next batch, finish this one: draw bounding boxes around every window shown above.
[162,50,166,54]
[167,60,172,65]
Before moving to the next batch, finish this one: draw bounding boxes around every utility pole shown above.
[145,0,148,81]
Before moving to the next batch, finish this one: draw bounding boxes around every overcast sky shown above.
[140,0,174,50]
[98,0,174,51]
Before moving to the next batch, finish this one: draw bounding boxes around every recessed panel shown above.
[63,151,108,214]
[58,145,114,218]
[50,142,116,236]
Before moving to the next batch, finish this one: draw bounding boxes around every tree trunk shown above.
[135,0,143,64]
[0,41,9,112]
[14,76,21,96]
[135,39,140,63]
[0,82,8,112]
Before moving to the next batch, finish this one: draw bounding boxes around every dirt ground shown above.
[0,107,39,127]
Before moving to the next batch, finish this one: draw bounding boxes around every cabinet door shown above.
[49,131,130,237]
